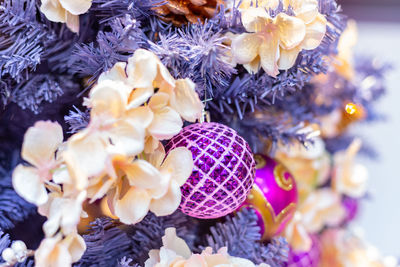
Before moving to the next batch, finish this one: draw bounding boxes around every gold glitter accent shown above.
[244,185,297,240]
[254,154,267,169]
[273,164,294,191]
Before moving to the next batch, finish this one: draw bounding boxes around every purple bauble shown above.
[241,155,298,240]
[286,235,321,267]
[165,122,255,219]
[342,196,359,224]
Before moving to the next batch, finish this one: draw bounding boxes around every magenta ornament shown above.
[342,196,359,224]
[241,155,298,240]
[165,122,255,219]
[285,235,321,267]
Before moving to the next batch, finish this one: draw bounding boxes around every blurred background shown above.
[338,0,400,257]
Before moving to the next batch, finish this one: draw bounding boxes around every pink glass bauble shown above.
[241,154,298,240]
[165,122,255,219]
[285,235,321,267]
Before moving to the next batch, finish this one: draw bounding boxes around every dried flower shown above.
[40,0,92,32]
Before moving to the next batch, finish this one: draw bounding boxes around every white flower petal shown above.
[114,187,151,224]
[123,159,163,189]
[22,121,63,167]
[62,233,86,263]
[259,33,280,77]
[107,120,145,156]
[59,0,92,15]
[241,7,271,32]
[127,87,154,109]
[288,0,319,24]
[63,131,107,188]
[276,13,306,50]
[149,180,181,216]
[148,107,183,140]
[98,62,127,83]
[65,12,80,33]
[277,45,301,70]
[231,33,262,64]
[126,49,159,88]
[40,0,67,23]
[12,165,48,205]
[89,80,129,118]
[125,106,154,129]
[301,13,327,50]
[162,228,192,259]
[161,147,193,186]
[170,79,203,122]
[243,56,261,74]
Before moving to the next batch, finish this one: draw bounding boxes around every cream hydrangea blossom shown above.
[284,188,346,252]
[12,121,63,205]
[230,0,326,76]
[299,188,346,233]
[40,0,92,32]
[145,228,270,267]
[34,233,86,267]
[320,229,399,267]
[12,49,203,266]
[332,139,368,198]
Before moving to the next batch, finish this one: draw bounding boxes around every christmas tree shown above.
[0,0,396,266]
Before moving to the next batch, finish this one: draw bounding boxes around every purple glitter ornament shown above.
[286,235,321,267]
[342,196,359,224]
[165,122,255,219]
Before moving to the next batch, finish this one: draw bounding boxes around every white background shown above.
[353,22,400,256]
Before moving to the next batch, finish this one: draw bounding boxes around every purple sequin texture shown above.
[165,122,255,219]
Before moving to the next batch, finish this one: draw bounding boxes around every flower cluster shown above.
[229,0,327,76]
[145,228,270,267]
[12,49,203,266]
[276,135,368,252]
[320,229,398,267]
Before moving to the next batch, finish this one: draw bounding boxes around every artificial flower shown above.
[332,139,368,198]
[239,0,279,10]
[40,0,92,33]
[145,228,270,267]
[231,0,326,76]
[99,145,193,224]
[12,121,63,205]
[63,81,152,188]
[276,136,331,200]
[333,20,358,80]
[284,211,312,252]
[39,188,87,237]
[320,229,398,267]
[35,232,86,267]
[299,188,346,233]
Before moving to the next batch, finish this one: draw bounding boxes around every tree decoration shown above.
[0,0,396,266]
[240,154,298,241]
[165,122,255,219]
[285,235,321,267]
[153,0,224,26]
